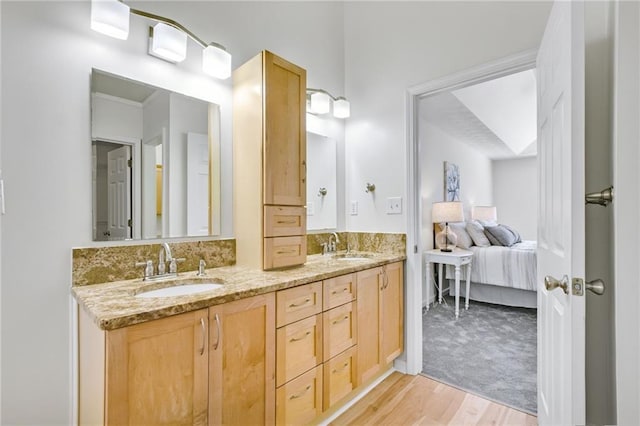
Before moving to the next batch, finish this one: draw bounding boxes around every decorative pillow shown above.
[502,224,522,243]
[484,224,519,247]
[484,229,502,246]
[447,222,473,249]
[466,220,491,247]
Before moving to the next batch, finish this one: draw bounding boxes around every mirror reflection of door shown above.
[93,141,133,241]
[187,132,210,236]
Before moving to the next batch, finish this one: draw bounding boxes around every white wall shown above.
[343,1,552,232]
[419,121,493,249]
[0,2,344,423]
[492,157,537,240]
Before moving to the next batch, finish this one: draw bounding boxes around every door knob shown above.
[585,186,613,206]
[544,275,569,294]
[586,279,605,296]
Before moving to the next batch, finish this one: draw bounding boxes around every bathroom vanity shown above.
[74,253,404,425]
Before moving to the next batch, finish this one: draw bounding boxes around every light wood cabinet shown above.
[276,281,323,327]
[323,346,358,411]
[276,365,323,425]
[276,314,323,386]
[103,309,209,425]
[323,301,357,360]
[209,293,276,425]
[356,261,404,385]
[233,50,307,270]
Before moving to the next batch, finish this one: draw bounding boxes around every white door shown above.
[536,1,585,425]
[186,132,209,236]
[107,145,132,240]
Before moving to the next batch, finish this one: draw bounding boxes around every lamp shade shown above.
[432,201,464,223]
[203,44,232,79]
[471,206,497,222]
[310,92,331,114]
[151,23,187,63]
[333,97,350,118]
[91,0,130,40]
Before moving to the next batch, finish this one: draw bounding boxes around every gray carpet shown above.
[422,296,537,415]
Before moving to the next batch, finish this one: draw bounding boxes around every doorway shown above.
[403,47,538,400]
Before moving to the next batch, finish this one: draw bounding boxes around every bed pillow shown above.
[484,224,520,247]
[447,222,473,249]
[502,224,522,243]
[466,220,491,247]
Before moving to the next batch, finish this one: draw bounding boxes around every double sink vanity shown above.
[73,244,405,425]
[77,49,406,425]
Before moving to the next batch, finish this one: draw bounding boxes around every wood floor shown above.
[331,372,537,426]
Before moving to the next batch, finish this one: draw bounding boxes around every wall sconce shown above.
[90,0,232,79]
[307,88,350,119]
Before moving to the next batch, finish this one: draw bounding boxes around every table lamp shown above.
[432,201,464,252]
[471,206,497,222]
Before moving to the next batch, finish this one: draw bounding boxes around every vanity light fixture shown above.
[150,23,187,63]
[306,88,351,119]
[90,0,232,79]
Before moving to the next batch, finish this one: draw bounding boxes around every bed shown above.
[446,240,537,308]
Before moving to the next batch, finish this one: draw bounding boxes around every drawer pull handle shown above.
[290,385,311,400]
[276,219,297,225]
[333,362,350,374]
[332,315,350,325]
[289,298,311,308]
[277,249,297,255]
[289,331,311,342]
[332,288,349,295]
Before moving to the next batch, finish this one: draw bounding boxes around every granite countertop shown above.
[72,252,405,331]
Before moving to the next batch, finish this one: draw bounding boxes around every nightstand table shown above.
[424,248,473,319]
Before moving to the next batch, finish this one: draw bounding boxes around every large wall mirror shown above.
[91,69,221,241]
[306,133,337,230]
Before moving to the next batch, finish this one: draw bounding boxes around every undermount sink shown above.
[332,253,373,261]
[135,282,224,298]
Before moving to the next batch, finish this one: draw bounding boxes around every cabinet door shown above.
[263,51,307,206]
[356,267,382,385]
[381,262,404,365]
[209,293,276,425]
[105,309,209,425]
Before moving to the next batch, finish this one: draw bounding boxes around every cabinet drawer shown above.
[323,302,357,361]
[276,281,322,327]
[276,365,323,426]
[264,236,307,270]
[264,205,306,237]
[323,346,357,411]
[323,274,356,310]
[276,315,323,386]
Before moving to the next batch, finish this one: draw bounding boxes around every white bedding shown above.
[447,240,537,291]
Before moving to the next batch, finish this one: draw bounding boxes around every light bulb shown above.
[310,92,330,114]
[333,98,350,118]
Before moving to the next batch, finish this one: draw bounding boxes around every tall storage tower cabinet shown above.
[233,50,307,270]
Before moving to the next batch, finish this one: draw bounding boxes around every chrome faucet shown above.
[328,232,340,253]
[135,242,185,281]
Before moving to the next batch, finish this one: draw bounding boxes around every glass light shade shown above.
[333,98,350,118]
[151,23,187,63]
[310,92,331,114]
[90,0,130,40]
[203,44,232,79]
[471,206,497,222]
[435,224,457,252]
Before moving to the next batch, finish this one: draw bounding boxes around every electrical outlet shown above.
[306,202,314,215]
[386,197,402,214]
[350,201,358,215]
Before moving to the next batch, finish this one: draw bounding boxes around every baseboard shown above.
[316,368,396,426]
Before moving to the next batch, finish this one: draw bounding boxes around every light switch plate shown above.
[386,197,402,214]
[350,201,358,215]
[307,202,314,216]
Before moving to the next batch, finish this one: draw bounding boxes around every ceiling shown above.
[92,71,158,103]
[420,69,537,159]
